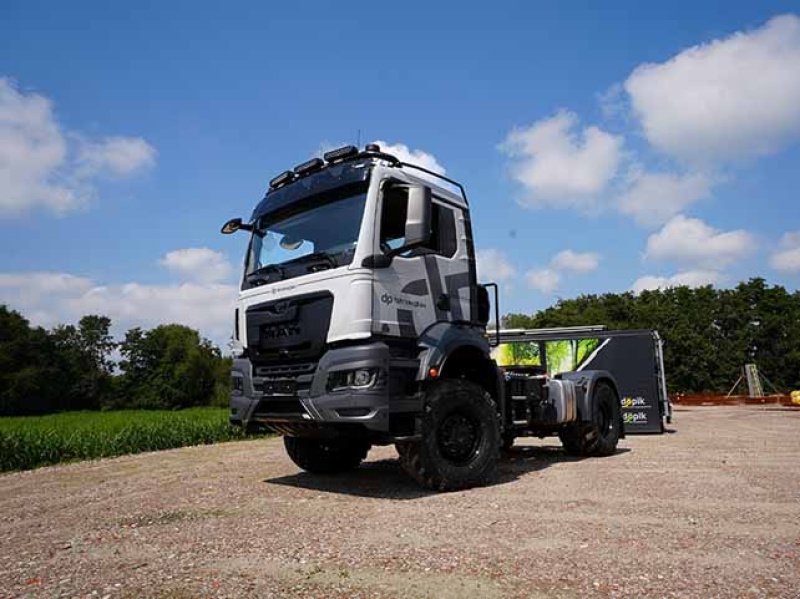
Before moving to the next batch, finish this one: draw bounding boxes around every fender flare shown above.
[556,369,624,436]
[415,323,492,380]
[415,323,503,410]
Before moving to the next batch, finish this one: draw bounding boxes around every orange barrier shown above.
[671,393,799,407]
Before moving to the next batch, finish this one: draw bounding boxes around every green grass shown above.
[0,408,255,472]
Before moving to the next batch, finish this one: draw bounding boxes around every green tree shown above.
[502,279,800,394]
[0,306,63,415]
[50,315,116,410]
[117,324,229,409]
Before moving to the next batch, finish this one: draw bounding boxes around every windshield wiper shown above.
[246,264,286,285]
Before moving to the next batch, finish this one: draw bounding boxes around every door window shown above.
[379,185,458,258]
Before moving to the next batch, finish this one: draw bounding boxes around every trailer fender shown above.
[556,370,624,437]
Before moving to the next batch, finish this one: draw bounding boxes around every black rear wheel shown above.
[284,437,370,474]
[559,381,621,457]
[399,379,499,491]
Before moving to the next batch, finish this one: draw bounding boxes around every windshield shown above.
[245,189,367,286]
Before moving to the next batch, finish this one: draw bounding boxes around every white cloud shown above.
[624,14,800,163]
[644,214,756,268]
[551,249,600,273]
[0,271,235,346]
[0,248,237,345]
[159,247,233,283]
[524,249,600,294]
[372,140,445,174]
[0,272,93,325]
[67,282,236,344]
[770,248,800,273]
[780,231,800,247]
[769,230,800,273]
[78,136,156,177]
[476,249,515,284]
[618,169,714,227]
[631,270,723,294]
[0,78,76,215]
[0,77,155,217]
[526,268,561,294]
[499,110,624,209]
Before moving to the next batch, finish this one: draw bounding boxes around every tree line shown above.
[505,278,800,394]
[1,306,231,416]
[2,277,799,415]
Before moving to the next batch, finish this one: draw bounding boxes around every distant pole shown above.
[356,129,361,148]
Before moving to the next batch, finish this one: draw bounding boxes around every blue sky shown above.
[1,1,799,345]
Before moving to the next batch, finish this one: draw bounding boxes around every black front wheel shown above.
[399,379,500,491]
[559,381,621,457]
[284,437,370,474]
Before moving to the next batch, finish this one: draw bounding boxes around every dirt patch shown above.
[1,406,798,598]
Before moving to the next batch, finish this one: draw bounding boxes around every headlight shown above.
[327,368,380,391]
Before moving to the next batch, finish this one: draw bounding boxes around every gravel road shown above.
[2,406,798,598]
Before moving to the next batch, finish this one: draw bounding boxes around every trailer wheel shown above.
[284,437,369,474]
[559,381,621,457]
[399,379,499,491]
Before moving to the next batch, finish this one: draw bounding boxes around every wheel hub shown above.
[597,401,612,436]
[437,411,481,464]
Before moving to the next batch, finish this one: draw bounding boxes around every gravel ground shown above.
[1,405,798,599]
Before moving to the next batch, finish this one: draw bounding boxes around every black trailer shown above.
[493,326,672,434]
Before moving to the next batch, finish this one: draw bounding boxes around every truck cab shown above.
[223,144,622,491]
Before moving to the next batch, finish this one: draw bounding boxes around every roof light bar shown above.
[269,170,295,189]
[293,157,324,175]
[323,145,358,163]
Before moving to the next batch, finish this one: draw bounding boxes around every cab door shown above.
[371,180,470,339]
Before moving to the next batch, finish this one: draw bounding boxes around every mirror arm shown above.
[220,217,254,235]
[362,253,392,268]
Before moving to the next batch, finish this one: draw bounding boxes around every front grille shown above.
[246,292,333,363]
[256,362,316,378]
[253,361,317,399]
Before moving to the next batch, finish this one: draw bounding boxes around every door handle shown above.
[437,293,451,311]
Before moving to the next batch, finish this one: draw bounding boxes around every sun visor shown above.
[251,162,371,223]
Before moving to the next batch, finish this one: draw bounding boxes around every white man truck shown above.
[222,144,623,491]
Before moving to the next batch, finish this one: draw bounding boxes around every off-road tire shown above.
[559,381,621,457]
[399,379,500,491]
[394,441,412,459]
[284,437,369,474]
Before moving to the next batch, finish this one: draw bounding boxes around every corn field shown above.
[0,408,255,472]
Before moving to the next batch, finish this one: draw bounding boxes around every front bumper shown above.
[230,342,416,434]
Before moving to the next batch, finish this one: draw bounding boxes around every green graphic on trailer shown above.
[545,338,600,374]
[494,341,541,366]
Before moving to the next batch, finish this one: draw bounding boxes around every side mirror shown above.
[363,183,432,269]
[221,218,253,235]
[403,184,432,248]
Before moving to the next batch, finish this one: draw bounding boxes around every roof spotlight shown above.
[293,157,324,176]
[323,145,359,163]
[269,170,295,189]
